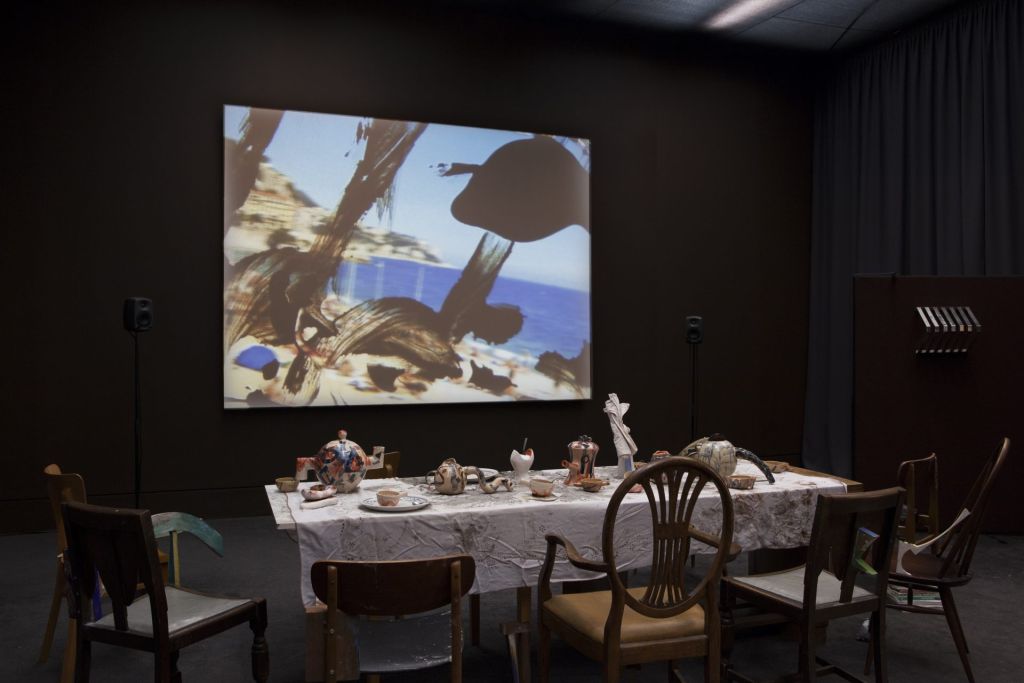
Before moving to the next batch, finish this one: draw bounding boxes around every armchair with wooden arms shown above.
[537,457,735,683]
[882,437,1011,683]
[61,501,269,682]
[721,487,904,683]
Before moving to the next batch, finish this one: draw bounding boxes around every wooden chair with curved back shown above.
[537,457,735,683]
[883,437,1011,683]
[722,486,905,682]
[61,500,269,682]
[896,453,940,544]
[311,554,475,682]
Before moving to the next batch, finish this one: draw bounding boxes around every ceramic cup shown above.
[275,476,298,493]
[376,489,403,507]
[580,477,608,493]
[529,477,555,497]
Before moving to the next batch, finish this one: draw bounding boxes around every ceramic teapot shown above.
[686,434,737,477]
[296,429,382,494]
[425,458,480,495]
[680,434,775,484]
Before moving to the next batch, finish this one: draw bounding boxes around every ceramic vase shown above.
[510,448,534,483]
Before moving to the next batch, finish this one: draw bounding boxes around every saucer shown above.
[523,491,561,502]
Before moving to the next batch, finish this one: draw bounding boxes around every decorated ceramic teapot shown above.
[296,429,382,494]
[426,458,480,495]
[681,434,775,484]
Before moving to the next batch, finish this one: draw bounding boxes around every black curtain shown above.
[803,0,1024,477]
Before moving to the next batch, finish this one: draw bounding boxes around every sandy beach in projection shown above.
[224,332,586,407]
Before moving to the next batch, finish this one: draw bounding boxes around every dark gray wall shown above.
[2,1,814,532]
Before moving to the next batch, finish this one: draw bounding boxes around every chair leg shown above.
[939,587,974,683]
[870,609,887,683]
[538,617,551,683]
[470,594,480,647]
[61,619,76,683]
[250,601,270,682]
[169,651,182,683]
[797,621,816,683]
[38,561,64,663]
[73,634,90,683]
[366,675,381,683]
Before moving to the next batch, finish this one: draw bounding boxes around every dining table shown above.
[264,460,860,681]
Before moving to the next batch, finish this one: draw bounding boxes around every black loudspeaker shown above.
[685,315,703,344]
[123,297,153,332]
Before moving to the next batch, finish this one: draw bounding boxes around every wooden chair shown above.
[882,437,1011,683]
[896,453,940,543]
[722,487,904,682]
[61,500,269,682]
[363,451,401,480]
[537,457,735,683]
[311,554,475,682]
[39,465,88,682]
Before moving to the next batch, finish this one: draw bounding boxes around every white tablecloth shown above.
[282,463,846,607]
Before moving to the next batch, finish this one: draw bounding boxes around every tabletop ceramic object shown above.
[509,448,535,483]
[565,435,599,484]
[686,434,737,478]
[425,458,479,495]
[295,429,382,493]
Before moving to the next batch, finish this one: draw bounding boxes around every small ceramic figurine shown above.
[295,429,383,494]
[510,446,535,484]
[478,476,516,493]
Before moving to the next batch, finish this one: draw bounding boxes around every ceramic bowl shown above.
[376,489,403,507]
[580,477,609,493]
[529,477,555,497]
[301,484,337,501]
[727,474,756,490]
[275,477,298,493]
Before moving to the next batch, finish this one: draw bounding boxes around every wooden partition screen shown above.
[854,276,1022,534]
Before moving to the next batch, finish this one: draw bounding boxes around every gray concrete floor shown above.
[2,516,1020,681]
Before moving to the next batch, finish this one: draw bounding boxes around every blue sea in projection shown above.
[332,257,589,360]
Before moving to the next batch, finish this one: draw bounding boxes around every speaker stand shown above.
[131,330,142,509]
[689,342,699,442]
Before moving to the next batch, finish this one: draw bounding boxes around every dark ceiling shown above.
[456,0,965,51]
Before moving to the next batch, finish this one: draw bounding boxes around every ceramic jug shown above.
[565,435,599,484]
[426,458,479,495]
[296,429,382,494]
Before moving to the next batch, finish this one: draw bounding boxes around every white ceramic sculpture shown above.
[604,393,638,476]
[510,448,535,484]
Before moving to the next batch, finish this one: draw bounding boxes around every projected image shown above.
[224,105,591,408]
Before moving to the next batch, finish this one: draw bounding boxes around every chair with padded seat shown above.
[722,487,904,682]
[537,457,735,683]
[61,500,269,682]
[879,437,1011,683]
[363,450,401,480]
[311,554,475,682]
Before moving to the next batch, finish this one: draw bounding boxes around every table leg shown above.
[516,586,531,681]
[471,594,480,646]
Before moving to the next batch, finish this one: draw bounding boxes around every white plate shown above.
[522,491,561,502]
[360,495,431,513]
[466,468,499,483]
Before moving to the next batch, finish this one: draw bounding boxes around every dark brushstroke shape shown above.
[367,364,403,392]
[466,303,523,345]
[438,233,517,341]
[225,108,284,232]
[450,136,590,242]
[536,341,591,391]
[469,361,516,394]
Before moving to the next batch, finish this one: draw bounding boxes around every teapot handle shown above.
[424,470,438,484]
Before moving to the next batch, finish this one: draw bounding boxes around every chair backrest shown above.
[933,437,1011,579]
[61,501,167,636]
[803,487,904,606]
[310,554,475,617]
[603,457,734,619]
[896,454,939,542]
[363,451,401,480]
[44,464,87,553]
